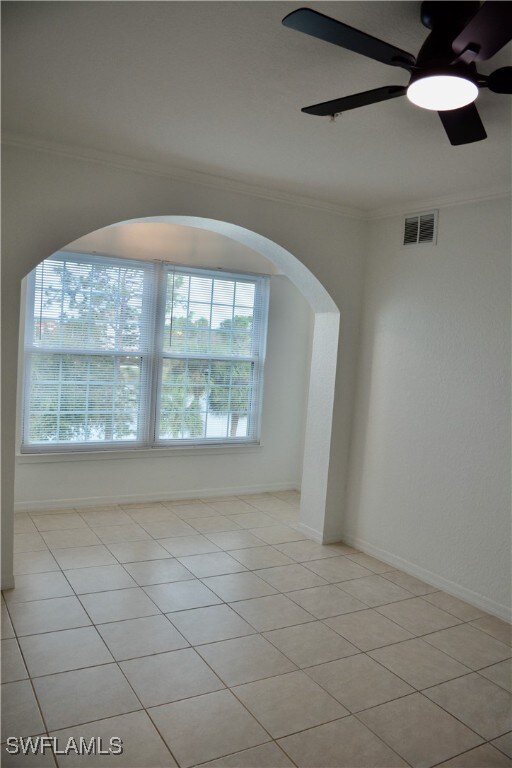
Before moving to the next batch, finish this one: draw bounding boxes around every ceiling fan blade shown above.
[282,8,416,71]
[452,1,512,62]
[487,67,512,94]
[302,85,407,116]
[438,104,487,145]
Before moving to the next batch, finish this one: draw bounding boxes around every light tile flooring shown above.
[2,491,511,768]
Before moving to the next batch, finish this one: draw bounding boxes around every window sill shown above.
[16,443,263,464]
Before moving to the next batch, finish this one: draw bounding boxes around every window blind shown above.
[23,253,155,449]
[156,266,268,443]
[22,254,269,452]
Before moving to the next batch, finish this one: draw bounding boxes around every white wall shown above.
[6,142,508,619]
[344,197,511,619]
[1,142,366,586]
[15,261,314,508]
[67,221,283,275]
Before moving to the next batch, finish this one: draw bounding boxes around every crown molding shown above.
[1,132,366,220]
[3,132,509,222]
[367,185,511,219]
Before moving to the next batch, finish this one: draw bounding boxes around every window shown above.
[22,252,269,452]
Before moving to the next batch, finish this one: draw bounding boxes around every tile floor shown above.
[2,491,511,768]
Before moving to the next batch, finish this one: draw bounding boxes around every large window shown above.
[22,253,269,452]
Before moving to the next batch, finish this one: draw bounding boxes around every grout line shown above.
[418,683,510,743]
[491,733,512,758]
[4,496,511,768]
[90,615,181,767]
[467,621,512,646]
[350,704,417,768]
[5,612,56,761]
[44,705,146,739]
[47,711,176,768]
[51,584,182,767]
[189,740,299,768]
[428,744,493,768]
[352,689,489,763]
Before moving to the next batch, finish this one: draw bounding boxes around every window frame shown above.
[21,252,269,454]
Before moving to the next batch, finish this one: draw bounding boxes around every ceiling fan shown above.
[282,2,512,144]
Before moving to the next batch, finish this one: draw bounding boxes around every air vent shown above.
[403,211,438,245]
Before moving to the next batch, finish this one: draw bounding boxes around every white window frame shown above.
[21,252,269,453]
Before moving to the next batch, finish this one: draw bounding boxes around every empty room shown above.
[1,2,511,767]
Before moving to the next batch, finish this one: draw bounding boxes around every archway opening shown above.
[16,215,340,543]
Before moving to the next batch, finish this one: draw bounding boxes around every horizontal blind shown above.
[23,253,155,449]
[157,266,268,443]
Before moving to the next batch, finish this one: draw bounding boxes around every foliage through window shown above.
[22,253,268,451]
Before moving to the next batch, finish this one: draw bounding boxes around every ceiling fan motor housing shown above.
[414,30,478,82]
[420,1,481,33]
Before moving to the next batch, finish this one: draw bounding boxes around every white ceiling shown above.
[2,1,511,212]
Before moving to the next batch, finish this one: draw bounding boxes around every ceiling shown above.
[2,1,511,212]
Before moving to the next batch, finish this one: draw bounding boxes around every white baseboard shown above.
[295,522,346,545]
[342,532,512,623]
[322,528,347,545]
[295,522,323,543]
[14,482,300,513]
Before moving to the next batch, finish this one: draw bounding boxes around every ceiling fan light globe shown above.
[407,75,478,111]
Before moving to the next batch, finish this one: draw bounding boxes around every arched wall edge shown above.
[1,211,342,589]
[128,216,341,544]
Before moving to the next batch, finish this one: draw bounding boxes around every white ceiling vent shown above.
[403,211,438,245]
